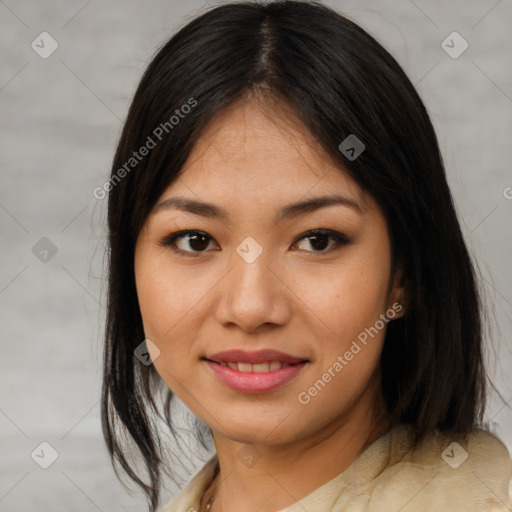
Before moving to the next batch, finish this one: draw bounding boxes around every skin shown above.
[134,94,405,512]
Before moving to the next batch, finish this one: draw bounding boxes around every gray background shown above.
[1,0,511,510]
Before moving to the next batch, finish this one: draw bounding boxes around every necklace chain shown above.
[202,465,219,512]
[205,494,215,511]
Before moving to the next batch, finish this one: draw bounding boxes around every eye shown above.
[159,229,351,256]
[292,229,350,253]
[159,230,219,255]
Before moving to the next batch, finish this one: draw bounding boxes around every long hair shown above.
[101,2,486,510]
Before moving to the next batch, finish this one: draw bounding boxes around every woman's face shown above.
[134,97,404,446]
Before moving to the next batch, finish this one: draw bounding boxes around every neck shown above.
[207,383,389,512]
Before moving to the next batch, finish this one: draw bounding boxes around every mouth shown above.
[202,353,310,394]
[203,348,309,365]
[203,359,307,373]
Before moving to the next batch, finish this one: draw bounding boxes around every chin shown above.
[211,412,304,446]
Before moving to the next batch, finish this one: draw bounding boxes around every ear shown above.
[387,267,406,319]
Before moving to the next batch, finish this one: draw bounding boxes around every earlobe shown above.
[386,294,405,320]
[394,296,406,318]
[388,269,407,318]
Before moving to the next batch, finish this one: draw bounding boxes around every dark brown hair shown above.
[101,2,487,510]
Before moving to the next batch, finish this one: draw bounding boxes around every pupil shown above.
[310,233,329,251]
[190,234,209,251]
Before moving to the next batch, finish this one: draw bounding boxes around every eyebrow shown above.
[152,194,364,222]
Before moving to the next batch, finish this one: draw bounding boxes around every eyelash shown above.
[159,229,351,256]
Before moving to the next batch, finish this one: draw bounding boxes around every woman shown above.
[101,1,512,511]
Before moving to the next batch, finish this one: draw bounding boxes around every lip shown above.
[205,349,307,364]
[205,360,308,394]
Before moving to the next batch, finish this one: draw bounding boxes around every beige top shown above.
[161,425,512,512]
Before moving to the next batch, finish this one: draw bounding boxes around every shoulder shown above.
[372,426,512,512]
[403,426,510,462]
[455,428,512,472]
[409,427,512,479]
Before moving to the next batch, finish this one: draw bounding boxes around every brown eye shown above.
[160,229,350,256]
[293,229,350,253]
[160,231,218,254]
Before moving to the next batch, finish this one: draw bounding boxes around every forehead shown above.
[163,96,371,212]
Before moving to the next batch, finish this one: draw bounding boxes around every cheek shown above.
[288,242,391,401]
[136,251,202,333]
[135,251,184,356]
[294,288,387,431]
[292,255,390,339]
[135,271,192,387]
[135,250,218,386]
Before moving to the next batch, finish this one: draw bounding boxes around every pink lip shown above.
[205,360,308,394]
[205,349,306,364]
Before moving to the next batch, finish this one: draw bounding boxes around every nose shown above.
[213,249,291,333]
